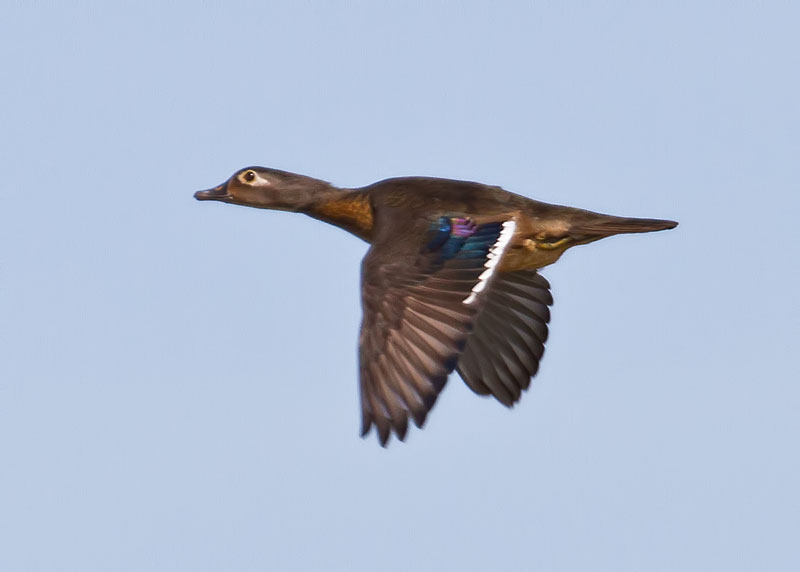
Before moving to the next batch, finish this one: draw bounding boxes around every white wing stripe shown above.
[463,220,516,305]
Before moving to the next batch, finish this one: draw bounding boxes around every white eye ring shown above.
[242,170,257,183]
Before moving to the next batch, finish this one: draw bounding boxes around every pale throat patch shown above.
[463,220,516,305]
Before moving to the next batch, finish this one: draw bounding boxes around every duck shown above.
[195,167,677,446]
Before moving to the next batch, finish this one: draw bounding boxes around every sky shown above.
[1,2,798,571]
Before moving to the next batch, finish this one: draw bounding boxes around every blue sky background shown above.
[1,2,798,570]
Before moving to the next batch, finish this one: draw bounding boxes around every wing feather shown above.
[456,270,553,405]
[359,217,516,444]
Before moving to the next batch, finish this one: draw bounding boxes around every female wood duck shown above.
[195,167,677,446]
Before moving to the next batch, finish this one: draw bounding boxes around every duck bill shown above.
[194,184,232,202]
[570,215,678,243]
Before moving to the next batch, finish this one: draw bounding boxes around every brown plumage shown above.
[195,167,677,445]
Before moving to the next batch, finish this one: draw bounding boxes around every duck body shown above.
[195,167,677,445]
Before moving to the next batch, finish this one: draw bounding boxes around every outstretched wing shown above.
[359,216,516,445]
[456,270,553,405]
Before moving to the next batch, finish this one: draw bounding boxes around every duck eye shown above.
[243,170,256,182]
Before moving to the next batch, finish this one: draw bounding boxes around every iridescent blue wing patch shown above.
[424,216,504,264]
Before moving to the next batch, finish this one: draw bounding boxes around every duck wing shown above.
[456,270,553,406]
[359,216,516,445]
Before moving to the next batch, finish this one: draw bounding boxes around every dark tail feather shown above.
[573,215,678,237]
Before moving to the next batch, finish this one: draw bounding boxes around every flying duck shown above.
[195,167,677,445]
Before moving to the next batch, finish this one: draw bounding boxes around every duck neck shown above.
[301,187,374,242]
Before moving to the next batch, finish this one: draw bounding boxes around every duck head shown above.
[194,166,333,211]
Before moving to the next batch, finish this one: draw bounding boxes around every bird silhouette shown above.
[195,167,677,445]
